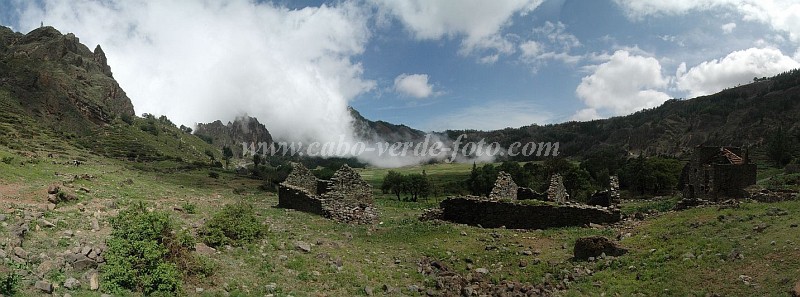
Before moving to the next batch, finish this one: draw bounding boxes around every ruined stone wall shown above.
[283,163,319,194]
[609,176,620,202]
[327,164,373,204]
[711,164,757,199]
[516,187,547,200]
[440,197,620,229]
[277,184,325,216]
[489,171,517,200]
[278,164,377,224]
[547,174,569,203]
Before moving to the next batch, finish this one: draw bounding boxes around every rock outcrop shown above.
[0,26,135,131]
[194,115,273,157]
[573,236,627,260]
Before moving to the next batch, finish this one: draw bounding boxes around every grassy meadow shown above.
[0,148,798,296]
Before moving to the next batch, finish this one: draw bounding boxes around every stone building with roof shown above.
[680,146,757,200]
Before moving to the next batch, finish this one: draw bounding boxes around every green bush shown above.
[1,156,13,165]
[200,203,265,248]
[182,202,197,214]
[0,272,18,296]
[208,171,219,179]
[103,204,190,296]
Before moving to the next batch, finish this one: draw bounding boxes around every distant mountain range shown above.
[442,74,800,160]
[1,25,798,164]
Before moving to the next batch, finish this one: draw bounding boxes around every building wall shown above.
[440,197,621,229]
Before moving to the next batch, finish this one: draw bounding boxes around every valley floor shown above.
[0,151,798,296]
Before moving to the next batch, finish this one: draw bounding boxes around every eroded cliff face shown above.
[194,116,273,156]
[0,26,134,133]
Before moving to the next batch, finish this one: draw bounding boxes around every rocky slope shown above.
[0,26,134,134]
[349,107,427,143]
[194,116,273,157]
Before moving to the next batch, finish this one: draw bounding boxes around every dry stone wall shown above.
[489,171,517,200]
[283,163,319,195]
[327,164,373,204]
[278,163,377,224]
[547,174,569,203]
[439,197,620,229]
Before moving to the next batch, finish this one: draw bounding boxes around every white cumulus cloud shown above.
[614,0,800,42]
[676,47,800,97]
[16,0,375,144]
[393,73,436,98]
[721,22,737,34]
[572,50,672,121]
[372,0,544,61]
[519,21,582,70]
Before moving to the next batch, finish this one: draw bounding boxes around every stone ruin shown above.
[278,163,378,224]
[679,146,756,201]
[546,173,569,203]
[587,175,620,207]
[433,171,621,229]
[488,171,517,200]
[438,197,620,229]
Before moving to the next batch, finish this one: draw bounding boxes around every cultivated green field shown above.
[1,148,799,296]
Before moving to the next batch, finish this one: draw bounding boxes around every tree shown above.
[252,154,262,171]
[404,173,431,202]
[179,124,193,134]
[767,125,793,167]
[466,164,497,197]
[222,146,234,169]
[381,171,406,201]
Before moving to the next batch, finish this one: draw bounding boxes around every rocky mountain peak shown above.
[0,25,134,132]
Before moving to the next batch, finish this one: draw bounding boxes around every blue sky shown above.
[2,0,800,141]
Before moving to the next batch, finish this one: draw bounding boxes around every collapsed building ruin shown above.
[515,173,570,202]
[679,146,757,200]
[435,171,620,229]
[488,171,517,200]
[278,163,378,224]
[587,176,620,207]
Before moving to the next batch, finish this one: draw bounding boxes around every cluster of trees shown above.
[381,171,432,202]
[767,125,798,167]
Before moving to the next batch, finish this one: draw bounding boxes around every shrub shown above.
[103,204,204,296]
[182,202,197,214]
[208,171,219,179]
[0,272,18,296]
[200,203,265,248]
[0,156,13,165]
[120,113,134,125]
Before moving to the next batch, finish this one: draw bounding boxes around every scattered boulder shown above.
[13,246,27,259]
[40,218,56,228]
[63,277,81,290]
[47,184,60,194]
[294,241,312,253]
[88,271,99,290]
[35,280,54,293]
[194,242,217,255]
[793,280,800,297]
[573,236,627,260]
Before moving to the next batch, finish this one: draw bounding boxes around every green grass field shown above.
[1,147,799,296]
